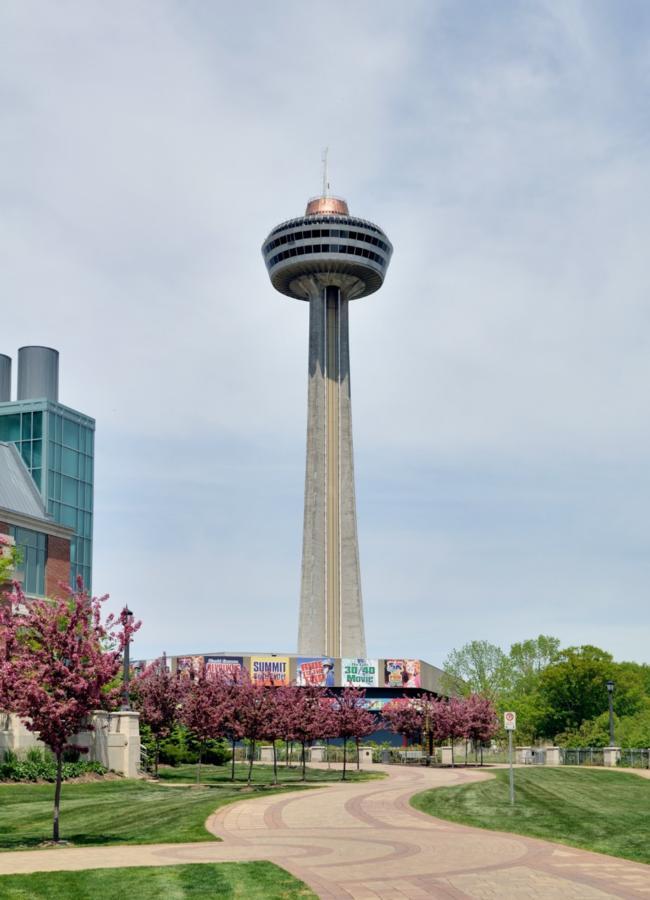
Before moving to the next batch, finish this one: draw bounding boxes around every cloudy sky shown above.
[2,1,650,664]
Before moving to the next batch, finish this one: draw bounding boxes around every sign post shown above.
[504,711,516,805]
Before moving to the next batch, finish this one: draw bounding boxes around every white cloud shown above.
[2,0,649,662]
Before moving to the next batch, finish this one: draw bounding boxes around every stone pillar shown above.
[310,745,325,763]
[515,746,531,765]
[259,745,274,763]
[440,746,453,766]
[359,747,373,766]
[90,710,140,778]
[545,747,561,766]
[603,746,621,768]
[0,713,43,754]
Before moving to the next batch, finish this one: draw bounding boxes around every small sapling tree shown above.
[382,697,423,749]
[132,656,184,777]
[464,694,499,764]
[236,679,272,785]
[335,687,375,779]
[180,666,229,783]
[291,683,329,780]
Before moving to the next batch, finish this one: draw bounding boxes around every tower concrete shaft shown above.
[262,194,392,660]
[300,282,364,658]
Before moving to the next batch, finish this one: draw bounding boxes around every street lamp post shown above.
[606,680,615,746]
[121,606,133,712]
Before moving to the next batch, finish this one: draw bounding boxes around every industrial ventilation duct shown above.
[0,354,11,402]
[17,346,59,403]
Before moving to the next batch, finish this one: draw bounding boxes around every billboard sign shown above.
[204,656,244,681]
[177,655,203,678]
[134,657,171,673]
[384,659,421,689]
[296,658,335,687]
[343,658,379,687]
[250,655,290,686]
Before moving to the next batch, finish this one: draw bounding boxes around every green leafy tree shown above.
[442,640,511,699]
[0,535,19,585]
[535,645,645,737]
[508,636,560,693]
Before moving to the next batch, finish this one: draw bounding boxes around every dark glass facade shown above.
[269,244,386,268]
[9,525,46,595]
[0,400,94,589]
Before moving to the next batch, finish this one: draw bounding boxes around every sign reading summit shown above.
[250,655,290,686]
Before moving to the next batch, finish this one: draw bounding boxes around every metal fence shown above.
[618,748,650,769]
[561,748,605,766]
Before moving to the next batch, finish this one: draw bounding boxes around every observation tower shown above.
[262,180,393,658]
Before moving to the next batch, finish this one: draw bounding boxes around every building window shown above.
[9,526,46,596]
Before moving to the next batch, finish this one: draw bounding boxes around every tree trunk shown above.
[465,740,468,767]
[285,739,290,767]
[480,744,484,766]
[451,741,455,768]
[155,739,160,777]
[356,737,360,770]
[342,739,347,781]
[272,740,278,785]
[301,742,306,780]
[247,740,255,785]
[231,738,236,782]
[53,751,63,842]
[326,737,331,768]
[197,745,203,784]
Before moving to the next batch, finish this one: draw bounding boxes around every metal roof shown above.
[0,442,48,520]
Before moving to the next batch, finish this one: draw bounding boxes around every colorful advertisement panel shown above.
[133,657,171,674]
[177,655,203,678]
[296,658,335,687]
[204,656,244,681]
[364,697,391,711]
[384,658,421,689]
[342,658,379,687]
[250,655,290,686]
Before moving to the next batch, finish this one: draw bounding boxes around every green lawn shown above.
[0,764,377,851]
[0,862,316,899]
[411,767,650,864]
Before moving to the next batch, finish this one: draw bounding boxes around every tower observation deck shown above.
[262,193,393,658]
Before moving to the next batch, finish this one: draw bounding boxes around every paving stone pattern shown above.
[0,765,648,898]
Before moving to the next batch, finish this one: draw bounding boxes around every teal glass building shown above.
[0,348,94,589]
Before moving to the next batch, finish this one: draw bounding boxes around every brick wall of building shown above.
[45,535,71,596]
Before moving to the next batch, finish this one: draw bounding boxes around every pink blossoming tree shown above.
[132,656,184,777]
[464,693,499,764]
[382,697,423,748]
[180,666,231,783]
[335,687,375,779]
[0,579,138,842]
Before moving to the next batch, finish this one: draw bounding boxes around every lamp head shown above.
[606,679,615,693]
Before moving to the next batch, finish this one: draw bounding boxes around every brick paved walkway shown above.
[0,765,648,898]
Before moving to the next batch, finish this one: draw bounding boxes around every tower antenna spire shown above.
[321,147,329,197]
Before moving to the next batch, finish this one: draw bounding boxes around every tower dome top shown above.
[305,196,349,217]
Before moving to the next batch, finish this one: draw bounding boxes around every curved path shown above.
[0,765,648,898]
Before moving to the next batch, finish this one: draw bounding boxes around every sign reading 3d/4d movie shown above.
[204,656,244,681]
[251,656,290,686]
[296,658,335,686]
[383,659,421,688]
[343,658,379,687]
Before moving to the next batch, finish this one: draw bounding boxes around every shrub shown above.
[140,723,231,768]
[0,748,107,782]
